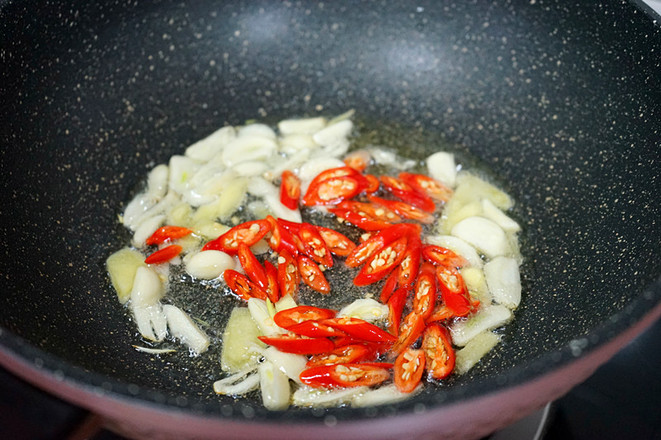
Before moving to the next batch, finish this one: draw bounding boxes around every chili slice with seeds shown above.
[412,262,437,321]
[223,269,268,301]
[394,348,426,393]
[399,171,453,202]
[202,219,271,253]
[276,249,299,298]
[300,363,390,389]
[273,306,337,328]
[280,170,301,210]
[297,254,330,294]
[422,323,456,380]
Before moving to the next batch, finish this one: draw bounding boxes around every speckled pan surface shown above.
[0,0,659,428]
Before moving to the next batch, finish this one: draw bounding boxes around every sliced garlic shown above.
[147,164,169,198]
[481,198,521,233]
[185,126,236,162]
[451,216,509,259]
[132,303,167,342]
[213,369,260,396]
[106,247,146,304]
[454,331,501,375]
[279,134,318,154]
[221,135,277,167]
[185,250,235,280]
[122,193,159,230]
[293,385,368,407]
[275,294,298,313]
[239,123,277,139]
[163,304,210,355]
[352,383,422,407]
[338,298,389,322]
[278,117,327,135]
[450,305,512,347]
[312,119,352,155]
[484,256,521,309]
[259,360,292,411]
[248,298,285,337]
[130,266,164,307]
[263,346,307,383]
[168,155,200,196]
[426,151,457,188]
[297,156,345,185]
[460,266,491,305]
[131,214,165,248]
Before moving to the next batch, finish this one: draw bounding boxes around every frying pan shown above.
[1,0,660,439]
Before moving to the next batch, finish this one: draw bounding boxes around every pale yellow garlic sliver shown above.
[192,177,247,224]
[106,247,146,304]
[454,331,502,375]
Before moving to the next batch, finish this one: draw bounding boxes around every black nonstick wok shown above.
[1,1,660,439]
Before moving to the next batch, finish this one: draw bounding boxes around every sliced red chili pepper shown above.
[322,317,396,343]
[280,169,301,210]
[263,260,280,303]
[380,175,436,213]
[422,245,469,269]
[387,287,408,335]
[360,362,394,369]
[394,348,426,394]
[345,232,387,268]
[303,175,362,206]
[306,344,372,368]
[275,217,303,233]
[345,223,419,269]
[353,236,408,286]
[343,150,371,172]
[308,166,360,187]
[329,200,401,231]
[332,338,391,358]
[265,216,299,256]
[314,226,356,257]
[390,312,426,356]
[399,172,453,202]
[367,195,435,224]
[422,323,456,380]
[145,226,193,246]
[426,305,455,324]
[380,266,400,303]
[302,166,366,206]
[287,320,347,338]
[297,254,330,294]
[397,234,421,288]
[237,242,268,289]
[276,249,299,298]
[377,222,422,244]
[223,269,268,301]
[300,363,391,388]
[362,174,380,193]
[144,244,182,264]
[412,262,437,321]
[297,223,333,268]
[437,266,476,318]
[202,219,271,253]
[258,334,334,355]
[273,305,337,328]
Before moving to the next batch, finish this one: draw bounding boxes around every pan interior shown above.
[0,0,660,421]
